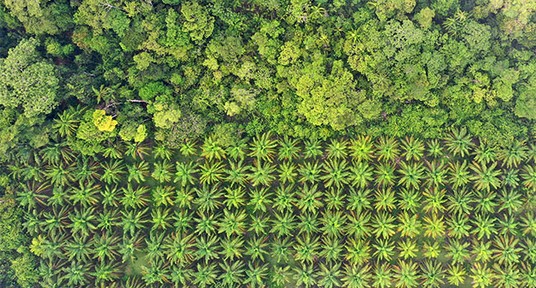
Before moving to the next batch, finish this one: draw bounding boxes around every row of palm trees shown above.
[8,129,536,287]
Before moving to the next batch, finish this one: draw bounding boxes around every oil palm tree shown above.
[218,209,247,237]
[401,136,425,161]
[448,160,471,189]
[69,180,100,208]
[303,138,323,159]
[444,127,474,158]
[61,261,91,287]
[45,162,75,187]
[174,160,198,187]
[125,142,150,160]
[321,236,344,264]
[194,184,223,213]
[172,208,193,234]
[493,263,521,288]
[152,185,174,207]
[198,160,225,185]
[321,159,350,188]
[346,211,372,238]
[294,234,320,265]
[248,187,273,213]
[65,233,92,262]
[273,184,294,212]
[420,260,445,287]
[96,208,119,232]
[324,188,345,210]
[93,231,120,262]
[446,188,473,216]
[423,213,446,239]
[375,136,400,162]
[447,214,471,239]
[374,162,396,187]
[249,214,270,236]
[422,187,447,215]
[473,141,497,165]
[120,184,149,209]
[219,260,245,287]
[398,161,425,190]
[226,139,247,161]
[426,139,444,159]
[220,235,245,261]
[17,182,49,210]
[225,160,250,187]
[179,139,197,157]
[295,184,323,214]
[474,189,498,214]
[472,213,497,240]
[68,207,97,237]
[74,157,100,183]
[297,213,320,236]
[245,262,269,287]
[470,161,502,192]
[201,136,226,161]
[326,139,349,160]
[398,238,418,260]
[100,159,125,185]
[472,238,493,263]
[245,236,268,262]
[92,261,122,286]
[374,188,396,212]
[349,161,374,189]
[153,144,173,161]
[372,262,393,288]
[150,207,172,230]
[278,161,297,184]
[397,211,422,238]
[349,135,375,162]
[498,188,523,214]
[271,211,296,237]
[317,262,343,288]
[498,139,527,168]
[223,186,246,209]
[372,238,395,261]
[521,164,536,191]
[249,160,276,187]
[371,212,397,239]
[121,208,148,237]
[163,233,194,265]
[52,107,81,138]
[347,188,372,213]
[279,136,301,161]
[271,265,292,287]
[249,132,277,162]
[397,188,422,213]
[470,262,495,288]
[299,161,322,184]
[118,232,144,263]
[394,260,420,288]
[293,264,316,288]
[502,168,520,188]
[151,160,174,183]
[493,235,522,265]
[424,160,447,187]
[102,145,123,159]
[320,210,346,238]
[446,264,466,286]
[127,161,150,184]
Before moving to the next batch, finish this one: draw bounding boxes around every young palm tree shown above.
[398,238,418,260]
[498,188,523,214]
[472,238,493,263]
[397,188,422,213]
[521,238,536,263]
[423,213,446,239]
[42,206,69,237]
[303,138,323,159]
[245,236,268,262]
[220,236,245,261]
[398,211,422,238]
[248,214,270,236]
[68,207,97,237]
[373,188,396,212]
[179,139,197,157]
[151,160,174,183]
[326,139,349,160]
[375,136,400,162]
[424,160,447,187]
[102,145,123,159]
[225,160,250,187]
[65,233,92,262]
[446,264,466,286]
[349,161,374,189]
[422,188,447,215]
[371,212,397,239]
[273,184,295,212]
[472,213,497,240]
[446,188,473,216]
[120,208,148,237]
[319,159,349,188]
[295,184,324,214]
[17,182,49,210]
[140,259,170,285]
[502,168,520,188]
[493,235,522,265]
[374,162,396,187]
[423,241,441,259]
[474,189,498,214]
[163,233,194,265]
[349,135,375,162]
[401,136,425,161]
[398,161,425,190]
[444,127,474,158]
[52,107,81,138]
[226,139,247,161]
[127,161,150,184]
[48,185,69,207]
[278,161,298,184]
[45,162,75,187]
[473,141,497,165]
[198,161,225,185]
[174,160,198,187]
[298,161,322,184]
[248,187,273,213]
[219,260,245,287]
[100,159,125,185]
[151,185,174,207]
[372,262,393,288]
[118,232,144,263]
[297,213,320,236]
[278,136,301,161]
[150,207,172,230]
[194,234,220,263]
[346,211,372,239]
[61,261,91,287]
[420,260,445,288]
[498,139,527,168]
[470,262,495,288]
[125,142,150,160]
[497,214,519,236]
[372,238,395,262]
[394,260,420,288]
[249,160,276,187]
[317,262,342,288]
[245,262,269,287]
[324,188,345,210]
[271,211,296,237]
[446,239,470,265]
[271,265,292,287]
[172,209,193,234]
[293,264,316,288]
[218,209,247,237]
[321,236,344,264]
[448,160,471,189]
[201,136,226,161]
[320,210,346,238]
[426,139,444,159]
[120,184,149,209]
[248,132,277,162]
[194,184,223,214]
[293,234,321,265]
[469,161,502,192]
[223,186,246,209]
[347,188,372,213]
[493,263,521,288]
[447,214,471,239]
[96,208,119,232]
[153,144,173,161]
[74,157,100,183]
[92,261,122,286]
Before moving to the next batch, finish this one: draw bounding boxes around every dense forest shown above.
[0,0,535,287]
